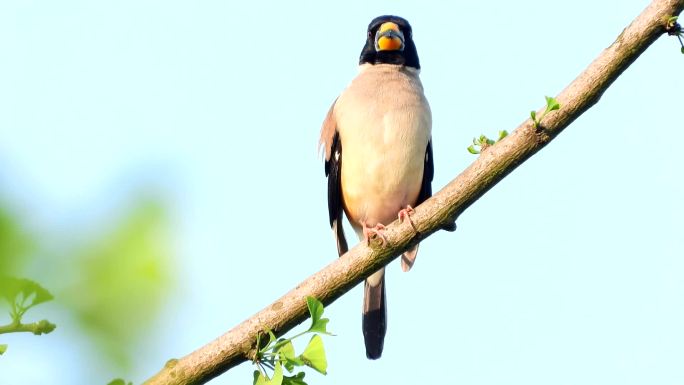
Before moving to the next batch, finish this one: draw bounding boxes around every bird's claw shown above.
[398,205,418,233]
[363,222,388,246]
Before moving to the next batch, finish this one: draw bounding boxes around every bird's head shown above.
[359,15,420,69]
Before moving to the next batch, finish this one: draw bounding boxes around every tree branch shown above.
[143,1,684,383]
[0,319,56,335]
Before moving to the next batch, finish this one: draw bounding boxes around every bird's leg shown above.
[362,221,388,246]
[398,205,418,233]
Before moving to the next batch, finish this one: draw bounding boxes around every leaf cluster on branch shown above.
[0,277,56,355]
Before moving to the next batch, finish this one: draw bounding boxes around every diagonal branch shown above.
[143,1,684,384]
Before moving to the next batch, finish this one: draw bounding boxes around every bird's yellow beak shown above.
[374,22,404,52]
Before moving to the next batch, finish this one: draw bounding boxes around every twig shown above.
[0,319,56,335]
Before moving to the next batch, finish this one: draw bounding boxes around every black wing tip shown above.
[327,132,343,228]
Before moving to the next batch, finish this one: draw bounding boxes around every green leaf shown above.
[0,277,53,309]
[299,335,327,375]
[282,358,297,372]
[272,337,294,354]
[467,145,479,154]
[269,362,284,385]
[278,340,304,372]
[253,363,284,385]
[545,96,560,112]
[306,297,330,334]
[282,372,307,385]
[306,297,323,324]
[0,344,7,355]
[0,277,54,322]
[681,46,684,54]
[530,110,537,122]
[498,130,508,141]
[254,370,267,385]
[26,283,53,308]
[278,340,296,360]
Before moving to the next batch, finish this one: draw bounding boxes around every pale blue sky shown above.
[1,0,683,384]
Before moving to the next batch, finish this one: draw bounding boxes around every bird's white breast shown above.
[335,64,431,229]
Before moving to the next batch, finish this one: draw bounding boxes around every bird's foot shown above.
[398,205,418,233]
[363,222,388,246]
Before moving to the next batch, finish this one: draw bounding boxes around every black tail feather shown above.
[362,274,386,359]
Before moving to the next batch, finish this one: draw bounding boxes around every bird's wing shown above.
[417,139,433,205]
[320,100,349,256]
[401,139,433,272]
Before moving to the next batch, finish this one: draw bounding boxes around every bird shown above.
[319,15,433,359]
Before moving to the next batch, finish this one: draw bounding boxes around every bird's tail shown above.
[363,268,386,359]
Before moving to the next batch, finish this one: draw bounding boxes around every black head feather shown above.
[359,15,420,69]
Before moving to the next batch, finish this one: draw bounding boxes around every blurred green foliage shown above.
[58,197,175,367]
[0,205,35,277]
[0,193,175,370]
